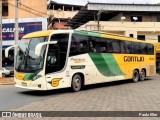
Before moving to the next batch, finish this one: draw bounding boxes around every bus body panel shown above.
[14,75,48,90]
[12,30,156,91]
[45,71,71,90]
[14,52,155,90]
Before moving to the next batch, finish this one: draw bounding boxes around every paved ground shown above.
[0,77,14,85]
[0,85,59,111]
[0,75,160,120]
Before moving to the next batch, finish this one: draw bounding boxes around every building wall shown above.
[78,13,160,42]
[3,0,47,19]
[47,10,78,19]
[47,10,78,29]
[48,21,69,30]
[2,0,48,46]
[111,13,157,22]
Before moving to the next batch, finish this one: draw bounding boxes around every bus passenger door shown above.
[45,45,68,90]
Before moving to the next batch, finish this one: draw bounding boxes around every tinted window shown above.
[124,41,131,54]
[46,34,69,74]
[140,43,148,54]
[100,38,121,53]
[112,40,120,53]
[97,38,107,53]
[70,34,89,56]
[148,44,154,55]
[132,42,140,54]
[120,41,127,53]
[100,38,114,53]
[70,34,154,55]
[105,38,114,53]
[89,36,101,52]
[50,34,68,52]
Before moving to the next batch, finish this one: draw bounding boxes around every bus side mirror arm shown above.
[35,41,57,57]
[5,45,18,58]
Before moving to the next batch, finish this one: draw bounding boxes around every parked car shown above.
[2,67,14,77]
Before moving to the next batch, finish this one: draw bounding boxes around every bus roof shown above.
[22,30,154,45]
[23,30,54,38]
[74,30,154,44]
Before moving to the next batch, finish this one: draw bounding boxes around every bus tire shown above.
[71,74,82,92]
[139,69,146,81]
[132,70,139,82]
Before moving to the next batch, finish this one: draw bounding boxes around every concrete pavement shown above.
[10,75,160,112]
[0,77,14,85]
[0,75,160,120]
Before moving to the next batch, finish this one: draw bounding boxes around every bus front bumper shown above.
[15,78,48,90]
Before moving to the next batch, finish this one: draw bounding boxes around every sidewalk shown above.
[0,77,15,85]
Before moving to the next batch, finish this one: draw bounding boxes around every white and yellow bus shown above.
[5,30,156,91]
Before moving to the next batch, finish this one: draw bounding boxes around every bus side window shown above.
[105,38,114,53]
[140,43,148,54]
[89,41,96,52]
[89,36,99,52]
[112,40,120,53]
[120,41,126,53]
[70,36,77,56]
[148,44,154,55]
[124,41,131,54]
[70,34,89,56]
[78,40,88,53]
[77,35,89,54]
[99,38,107,53]
[132,42,140,54]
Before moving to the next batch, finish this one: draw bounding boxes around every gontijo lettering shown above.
[124,56,144,62]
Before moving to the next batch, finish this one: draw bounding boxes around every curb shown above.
[0,82,15,85]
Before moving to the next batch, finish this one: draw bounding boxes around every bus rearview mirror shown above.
[5,45,18,58]
[35,41,57,57]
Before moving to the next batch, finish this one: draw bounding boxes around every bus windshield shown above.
[15,37,48,72]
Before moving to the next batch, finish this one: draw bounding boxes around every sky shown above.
[52,0,160,6]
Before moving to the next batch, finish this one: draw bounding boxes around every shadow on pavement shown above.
[18,78,153,96]
[18,88,72,96]
[85,77,153,90]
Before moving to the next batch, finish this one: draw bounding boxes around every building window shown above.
[129,34,134,38]
[137,35,145,40]
[2,0,8,16]
[157,16,160,22]
[130,16,142,22]
[158,35,160,42]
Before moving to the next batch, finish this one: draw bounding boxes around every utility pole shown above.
[97,9,103,31]
[0,0,2,78]
[14,0,19,66]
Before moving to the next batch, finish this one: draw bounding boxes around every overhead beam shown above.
[87,3,160,12]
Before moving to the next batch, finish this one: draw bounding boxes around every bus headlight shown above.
[32,75,42,81]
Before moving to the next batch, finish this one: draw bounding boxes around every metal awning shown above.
[69,3,160,29]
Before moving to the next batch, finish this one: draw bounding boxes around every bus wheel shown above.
[132,70,139,82]
[140,69,146,81]
[2,73,6,78]
[71,74,82,92]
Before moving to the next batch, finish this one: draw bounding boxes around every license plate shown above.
[22,82,27,86]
